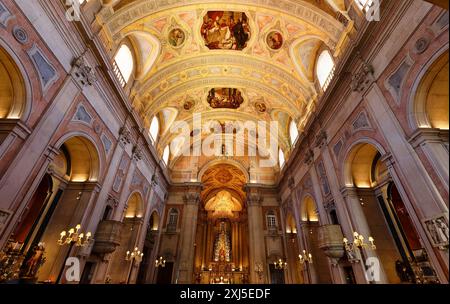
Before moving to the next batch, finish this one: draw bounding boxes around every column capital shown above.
[182,182,202,205]
[244,184,264,206]
[408,128,449,149]
[380,153,396,169]
[340,187,359,198]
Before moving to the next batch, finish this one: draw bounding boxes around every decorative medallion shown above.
[183,99,195,111]
[255,101,267,113]
[215,169,233,184]
[414,37,430,54]
[266,31,283,50]
[12,26,28,44]
[201,11,250,50]
[168,28,186,48]
[207,88,244,109]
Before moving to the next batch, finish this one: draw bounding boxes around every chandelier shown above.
[274,258,287,270]
[155,256,166,268]
[298,250,313,265]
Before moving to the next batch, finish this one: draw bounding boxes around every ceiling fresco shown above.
[98,0,353,168]
[201,11,251,50]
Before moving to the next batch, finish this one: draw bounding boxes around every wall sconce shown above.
[56,224,92,283]
[343,231,376,261]
[274,258,288,270]
[155,256,166,268]
[298,250,313,265]
[126,247,144,263]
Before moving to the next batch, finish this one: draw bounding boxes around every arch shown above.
[279,149,286,168]
[285,213,297,233]
[342,138,387,188]
[0,43,28,120]
[300,195,319,222]
[412,51,449,130]
[162,145,170,166]
[289,36,327,83]
[123,31,161,80]
[149,115,160,144]
[316,49,335,90]
[114,44,134,85]
[54,134,101,182]
[149,210,160,231]
[159,107,179,134]
[289,119,299,147]
[197,158,250,183]
[125,192,145,219]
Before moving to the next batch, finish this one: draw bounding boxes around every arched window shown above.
[114,44,134,87]
[149,116,160,144]
[279,149,286,169]
[167,208,179,232]
[162,145,170,166]
[289,120,299,146]
[316,50,335,91]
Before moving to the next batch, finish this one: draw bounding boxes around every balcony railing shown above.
[112,61,126,88]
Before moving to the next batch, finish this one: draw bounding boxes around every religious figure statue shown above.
[214,222,231,263]
[20,242,46,279]
[426,216,449,247]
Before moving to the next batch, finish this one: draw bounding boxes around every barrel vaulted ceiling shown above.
[97,0,353,158]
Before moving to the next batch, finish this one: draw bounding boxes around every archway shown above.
[299,195,332,284]
[1,135,101,283]
[284,212,303,284]
[136,211,160,284]
[107,192,145,284]
[192,163,250,284]
[344,142,438,283]
[0,45,26,120]
[413,52,449,130]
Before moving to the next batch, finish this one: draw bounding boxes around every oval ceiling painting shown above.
[201,11,250,50]
[168,28,186,48]
[267,31,283,50]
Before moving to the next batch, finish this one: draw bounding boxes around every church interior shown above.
[0,0,448,285]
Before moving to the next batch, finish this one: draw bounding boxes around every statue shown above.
[426,216,449,248]
[21,243,46,279]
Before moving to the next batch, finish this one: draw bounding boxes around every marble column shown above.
[245,184,267,284]
[176,183,201,284]
[366,84,448,282]
[340,187,389,284]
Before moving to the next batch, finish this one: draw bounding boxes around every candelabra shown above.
[274,258,288,270]
[126,247,144,263]
[343,231,376,261]
[125,247,143,284]
[56,224,91,283]
[298,250,313,265]
[155,256,166,268]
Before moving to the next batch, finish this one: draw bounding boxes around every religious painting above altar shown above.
[207,88,244,109]
[201,11,250,50]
